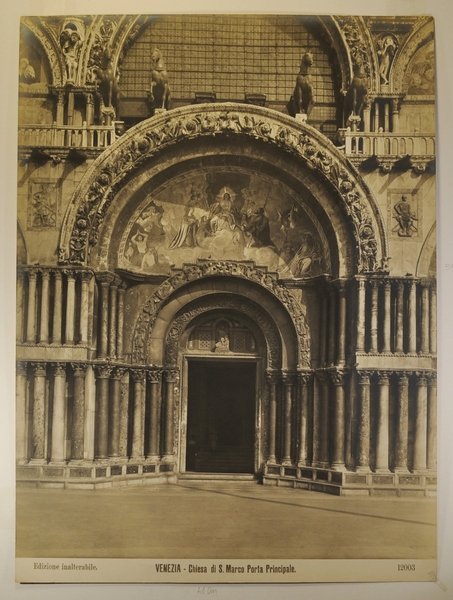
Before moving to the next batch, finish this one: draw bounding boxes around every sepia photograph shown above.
[12,6,441,586]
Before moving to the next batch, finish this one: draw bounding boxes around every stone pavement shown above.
[16,481,436,559]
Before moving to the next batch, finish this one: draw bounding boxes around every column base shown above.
[297,460,309,468]
[281,459,293,467]
[48,459,66,466]
[267,457,277,464]
[129,456,145,463]
[161,455,175,463]
[355,465,371,473]
[28,458,47,465]
[374,467,390,474]
[330,463,346,472]
[394,467,410,474]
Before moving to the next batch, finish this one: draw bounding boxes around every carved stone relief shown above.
[27,180,59,230]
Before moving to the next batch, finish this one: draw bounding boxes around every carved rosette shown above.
[60,105,381,274]
[131,260,309,368]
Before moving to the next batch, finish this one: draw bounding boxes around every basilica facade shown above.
[16,15,436,495]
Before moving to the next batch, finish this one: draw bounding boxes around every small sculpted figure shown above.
[287,51,314,119]
[150,48,170,111]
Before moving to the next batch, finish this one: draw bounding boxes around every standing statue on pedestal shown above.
[287,51,314,121]
[149,48,171,113]
[344,59,369,130]
[93,48,120,125]
[377,34,397,86]
[60,24,83,84]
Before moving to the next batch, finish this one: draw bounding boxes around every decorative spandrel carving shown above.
[61,105,381,272]
[287,51,314,120]
[335,16,372,81]
[27,180,59,230]
[149,48,171,112]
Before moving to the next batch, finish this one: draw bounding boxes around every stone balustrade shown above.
[344,132,435,157]
[18,124,116,149]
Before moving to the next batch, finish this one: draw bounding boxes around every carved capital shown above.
[95,271,115,285]
[164,369,179,383]
[131,368,146,383]
[16,361,28,376]
[376,370,391,384]
[357,370,372,385]
[111,367,127,380]
[281,370,296,385]
[79,270,93,283]
[265,369,280,385]
[330,369,345,386]
[31,362,47,377]
[147,369,162,384]
[63,268,76,280]
[298,371,312,386]
[396,371,410,386]
[427,371,437,386]
[53,363,67,377]
[95,364,113,379]
[415,372,429,386]
[72,362,88,376]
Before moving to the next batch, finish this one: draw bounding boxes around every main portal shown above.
[186,359,256,474]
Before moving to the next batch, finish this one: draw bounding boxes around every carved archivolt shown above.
[22,17,66,87]
[59,103,385,273]
[131,260,310,369]
[163,295,282,369]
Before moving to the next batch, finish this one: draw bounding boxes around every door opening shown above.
[186,360,256,473]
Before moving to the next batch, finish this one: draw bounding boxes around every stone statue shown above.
[149,48,170,112]
[19,58,36,84]
[393,195,417,237]
[287,51,314,120]
[60,25,83,83]
[93,47,120,123]
[344,59,369,126]
[377,34,397,85]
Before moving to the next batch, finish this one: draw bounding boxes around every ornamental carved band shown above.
[59,104,381,273]
[132,260,310,368]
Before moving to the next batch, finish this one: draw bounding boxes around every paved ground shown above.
[16,481,436,559]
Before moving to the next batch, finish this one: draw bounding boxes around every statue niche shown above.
[149,48,171,113]
[287,51,314,122]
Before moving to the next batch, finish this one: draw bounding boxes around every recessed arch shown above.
[416,223,436,278]
[59,102,387,275]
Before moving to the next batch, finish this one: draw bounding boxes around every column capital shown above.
[298,371,312,385]
[376,370,391,383]
[79,270,93,283]
[71,362,89,376]
[265,369,280,384]
[63,268,76,279]
[396,371,410,384]
[147,369,163,384]
[131,368,146,382]
[415,372,429,386]
[26,268,38,280]
[329,368,346,385]
[95,271,115,285]
[164,368,179,383]
[95,364,113,379]
[111,366,127,380]
[426,371,437,385]
[315,369,330,384]
[52,268,63,278]
[357,370,372,384]
[53,362,67,377]
[281,370,297,385]
[31,362,46,376]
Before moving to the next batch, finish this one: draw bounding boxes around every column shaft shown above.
[98,281,110,358]
[282,373,294,465]
[337,283,347,365]
[80,273,91,344]
[52,271,63,344]
[312,376,321,466]
[319,293,328,365]
[331,372,345,469]
[16,363,28,463]
[131,371,146,459]
[408,280,417,353]
[319,375,330,466]
[71,365,86,460]
[429,285,437,354]
[65,272,76,344]
[147,371,162,460]
[356,278,366,353]
[356,372,371,471]
[382,281,391,353]
[50,364,66,463]
[39,271,50,343]
[163,370,178,459]
[370,281,378,352]
[395,373,409,471]
[108,284,118,358]
[328,288,336,365]
[31,363,47,462]
[116,286,125,358]
[16,271,25,342]
[375,373,390,471]
[420,284,430,353]
[427,375,437,470]
[109,369,124,458]
[395,281,404,352]
[26,271,37,342]
[266,372,278,462]
[297,374,310,465]
[413,375,428,471]
[95,368,111,459]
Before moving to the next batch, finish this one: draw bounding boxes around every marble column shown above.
[384,100,390,132]
[394,372,409,472]
[118,371,130,460]
[109,368,125,459]
[297,372,311,466]
[328,287,336,365]
[163,369,178,460]
[65,270,76,344]
[146,369,162,461]
[30,363,47,463]
[16,362,28,464]
[429,283,437,354]
[97,274,112,358]
[79,271,91,345]
[86,93,94,125]
[116,284,126,359]
[374,100,380,132]
[311,374,322,466]
[319,291,328,366]
[336,281,347,366]
[375,371,390,472]
[395,280,404,353]
[369,280,379,352]
[382,281,392,353]
[356,371,371,472]
[108,278,119,358]
[407,279,417,353]
[50,363,66,464]
[356,278,366,353]
[318,371,330,467]
[420,282,430,354]
[52,270,63,344]
[26,270,37,343]
[363,101,371,132]
[281,371,295,465]
[16,270,25,342]
[391,98,400,132]
[131,369,146,460]
[94,365,112,460]
[71,363,87,461]
[427,373,437,471]
[413,373,428,472]
[330,370,346,470]
[39,270,50,344]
